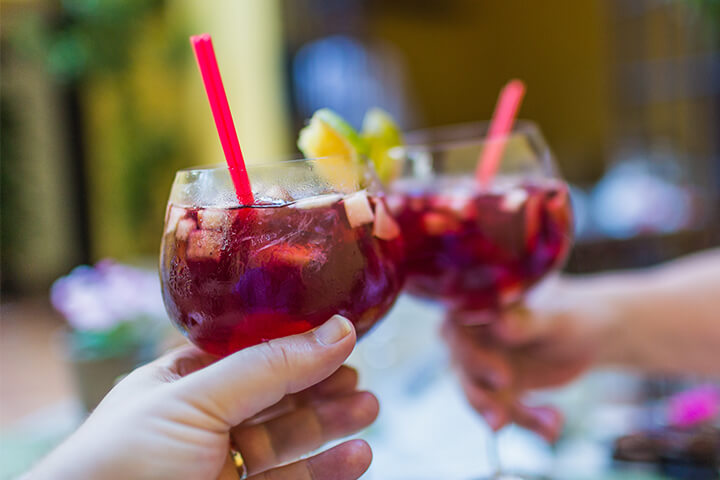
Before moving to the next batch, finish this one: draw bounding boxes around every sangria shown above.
[160,157,404,356]
[391,175,572,310]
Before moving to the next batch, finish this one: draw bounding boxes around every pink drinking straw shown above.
[475,79,527,186]
[190,34,254,204]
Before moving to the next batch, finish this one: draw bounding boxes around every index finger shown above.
[243,366,359,426]
[170,315,357,427]
[441,318,512,390]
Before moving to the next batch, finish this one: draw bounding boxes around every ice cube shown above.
[198,208,231,230]
[422,212,460,235]
[263,185,292,203]
[385,194,405,215]
[343,190,375,228]
[373,200,401,240]
[433,192,475,219]
[266,244,326,268]
[186,230,225,261]
[290,193,343,209]
[501,188,528,212]
[164,206,186,235]
[175,218,197,241]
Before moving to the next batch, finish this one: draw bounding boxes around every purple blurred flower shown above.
[51,260,166,331]
[668,385,720,428]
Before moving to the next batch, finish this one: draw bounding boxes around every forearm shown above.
[572,249,720,377]
[24,433,95,479]
[24,422,137,480]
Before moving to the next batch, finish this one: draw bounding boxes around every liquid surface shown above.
[160,194,405,356]
[389,176,573,310]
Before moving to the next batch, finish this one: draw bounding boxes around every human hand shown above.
[443,281,606,442]
[30,315,378,480]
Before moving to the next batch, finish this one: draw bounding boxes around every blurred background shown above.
[1,0,719,478]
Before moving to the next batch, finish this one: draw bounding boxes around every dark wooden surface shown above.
[566,226,720,274]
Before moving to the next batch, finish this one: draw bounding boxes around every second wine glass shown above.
[388,120,574,479]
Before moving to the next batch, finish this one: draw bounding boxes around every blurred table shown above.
[0,296,685,479]
[0,299,74,424]
[0,299,81,479]
[567,227,720,274]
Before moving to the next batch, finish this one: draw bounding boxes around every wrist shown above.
[26,436,89,479]
[26,425,125,480]
[563,273,646,367]
[553,274,626,366]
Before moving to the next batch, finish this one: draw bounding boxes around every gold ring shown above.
[230,447,248,479]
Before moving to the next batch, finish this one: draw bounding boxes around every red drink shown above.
[160,192,404,356]
[390,176,572,310]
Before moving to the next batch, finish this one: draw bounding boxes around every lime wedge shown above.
[297,109,367,191]
[361,108,403,184]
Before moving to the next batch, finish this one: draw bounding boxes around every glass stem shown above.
[487,430,503,478]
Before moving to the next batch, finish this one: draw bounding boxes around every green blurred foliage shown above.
[67,315,163,360]
[8,0,193,259]
[17,0,166,82]
[688,0,720,42]
[0,97,24,291]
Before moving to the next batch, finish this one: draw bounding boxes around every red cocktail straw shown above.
[475,79,526,186]
[190,34,254,204]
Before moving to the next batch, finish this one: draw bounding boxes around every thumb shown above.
[170,315,356,427]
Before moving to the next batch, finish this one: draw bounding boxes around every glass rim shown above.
[169,153,381,208]
[176,153,365,175]
[397,119,544,154]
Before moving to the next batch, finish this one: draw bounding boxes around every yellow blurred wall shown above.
[1,9,81,290]
[84,0,291,259]
[372,0,613,181]
[181,0,291,164]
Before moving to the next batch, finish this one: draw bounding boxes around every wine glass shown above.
[159,154,405,357]
[387,121,574,478]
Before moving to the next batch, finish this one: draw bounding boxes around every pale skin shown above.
[27,315,378,480]
[444,248,720,441]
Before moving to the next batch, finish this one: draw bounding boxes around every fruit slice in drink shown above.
[297,109,367,191]
[361,108,404,184]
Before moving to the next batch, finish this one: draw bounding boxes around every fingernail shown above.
[484,409,504,431]
[315,315,353,345]
[533,407,562,440]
